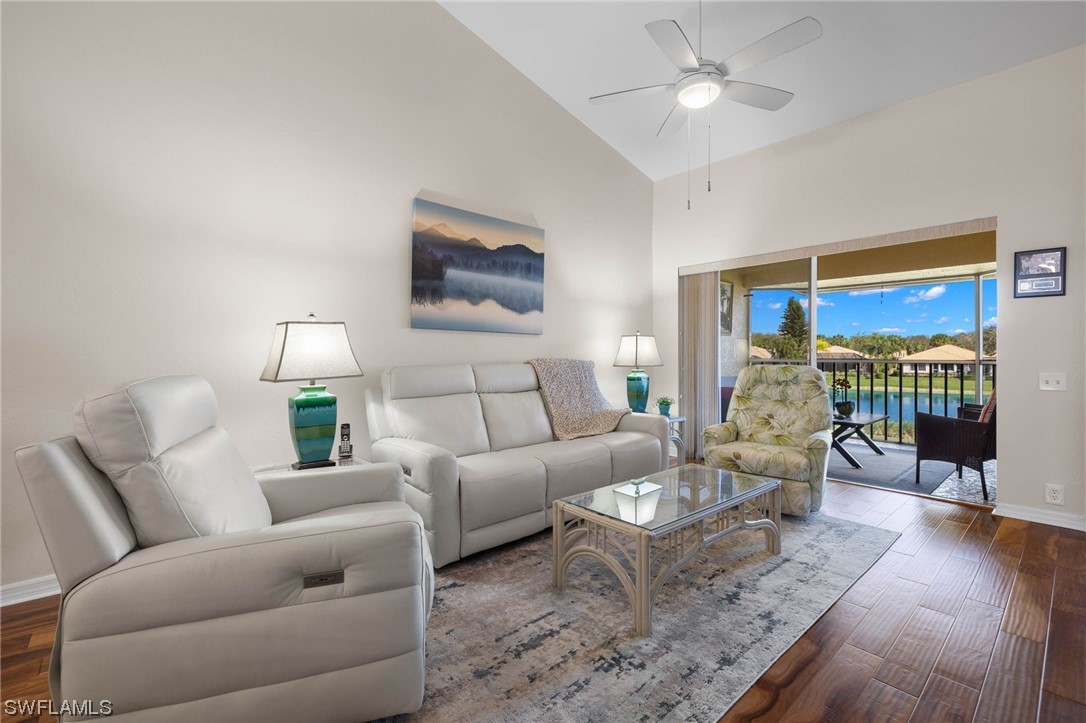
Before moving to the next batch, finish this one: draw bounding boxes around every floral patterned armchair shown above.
[702,365,832,516]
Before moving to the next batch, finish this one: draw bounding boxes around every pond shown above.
[834,389,986,424]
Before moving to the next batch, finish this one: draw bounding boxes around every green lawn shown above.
[824,371,994,394]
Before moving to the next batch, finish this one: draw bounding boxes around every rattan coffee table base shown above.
[553,481,781,636]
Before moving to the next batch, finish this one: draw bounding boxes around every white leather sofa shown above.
[364,362,669,568]
[15,376,433,722]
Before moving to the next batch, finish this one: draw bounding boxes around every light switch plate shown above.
[1039,372,1066,391]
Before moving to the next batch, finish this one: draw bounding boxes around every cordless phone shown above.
[338,423,353,460]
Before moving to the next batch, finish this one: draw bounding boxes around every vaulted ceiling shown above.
[442,1,1086,180]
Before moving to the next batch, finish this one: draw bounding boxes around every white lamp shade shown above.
[613,333,663,368]
[260,321,364,382]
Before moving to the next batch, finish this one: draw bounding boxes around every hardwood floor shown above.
[1,481,1083,722]
[1,595,57,722]
[723,480,1086,722]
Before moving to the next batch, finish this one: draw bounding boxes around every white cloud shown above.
[948,329,968,334]
[876,327,905,333]
[848,288,897,297]
[964,317,970,322]
[987,306,997,312]
[985,316,998,326]
[798,297,834,308]
[851,322,861,326]
[768,302,782,310]
[934,316,950,324]
[903,284,947,304]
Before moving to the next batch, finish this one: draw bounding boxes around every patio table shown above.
[832,411,890,468]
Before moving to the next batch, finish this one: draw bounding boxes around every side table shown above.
[665,415,686,462]
[252,457,368,474]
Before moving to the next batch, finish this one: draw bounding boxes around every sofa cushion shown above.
[519,439,612,504]
[458,452,546,532]
[473,363,539,393]
[479,392,554,452]
[704,441,812,482]
[979,388,996,424]
[74,376,272,548]
[383,364,476,400]
[387,394,490,457]
[592,431,663,484]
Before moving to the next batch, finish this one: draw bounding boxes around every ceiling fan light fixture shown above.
[675,74,721,109]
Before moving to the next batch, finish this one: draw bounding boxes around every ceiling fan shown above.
[589,13,823,136]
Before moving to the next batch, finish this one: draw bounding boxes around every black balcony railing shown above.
[747,358,996,445]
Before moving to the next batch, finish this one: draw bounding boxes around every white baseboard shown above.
[0,574,60,606]
[994,503,1086,531]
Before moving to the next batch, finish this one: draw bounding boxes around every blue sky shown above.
[750,278,997,337]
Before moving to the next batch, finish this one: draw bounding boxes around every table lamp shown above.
[260,314,363,469]
[613,331,663,413]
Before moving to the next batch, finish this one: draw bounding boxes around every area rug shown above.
[395,514,899,722]
[828,442,997,506]
[930,459,997,506]
[827,442,955,494]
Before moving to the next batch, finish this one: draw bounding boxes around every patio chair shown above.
[914,390,996,500]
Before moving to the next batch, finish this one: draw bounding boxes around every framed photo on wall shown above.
[1014,247,1066,298]
[410,198,544,334]
[720,281,734,335]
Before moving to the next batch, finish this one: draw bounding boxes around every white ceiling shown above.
[441,1,1086,180]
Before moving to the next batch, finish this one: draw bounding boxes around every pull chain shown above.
[687,109,692,210]
[707,94,712,192]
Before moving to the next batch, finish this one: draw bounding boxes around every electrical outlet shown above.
[1044,484,1064,505]
[1039,372,1067,391]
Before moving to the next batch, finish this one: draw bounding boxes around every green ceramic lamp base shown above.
[289,385,338,466]
[626,369,650,413]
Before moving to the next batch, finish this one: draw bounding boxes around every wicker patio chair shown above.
[914,392,996,500]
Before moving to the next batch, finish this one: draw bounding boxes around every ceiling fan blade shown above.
[657,103,688,136]
[645,20,700,72]
[722,80,795,111]
[716,16,823,77]
[589,83,674,105]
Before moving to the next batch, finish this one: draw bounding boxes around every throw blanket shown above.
[529,358,629,441]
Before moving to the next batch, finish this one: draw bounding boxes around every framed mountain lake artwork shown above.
[411,198,544,334]
[1014,246,1066,298]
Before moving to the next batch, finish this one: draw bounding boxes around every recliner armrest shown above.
[369,438,458,495]
[62,502,431,642]
[256,462,406,523]
[616,412,669,470]
[703,421,739,448]
[804,429,831,451]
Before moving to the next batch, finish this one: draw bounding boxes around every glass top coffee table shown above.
[553,464,781,636]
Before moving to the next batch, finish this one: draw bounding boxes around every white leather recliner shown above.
[15,375,433,722]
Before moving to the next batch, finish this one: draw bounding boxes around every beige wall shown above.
[1,2,653,585]
[653,46,1086,527]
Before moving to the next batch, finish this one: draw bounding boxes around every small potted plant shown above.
[655,396,675,417]
[831,378,854,417]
